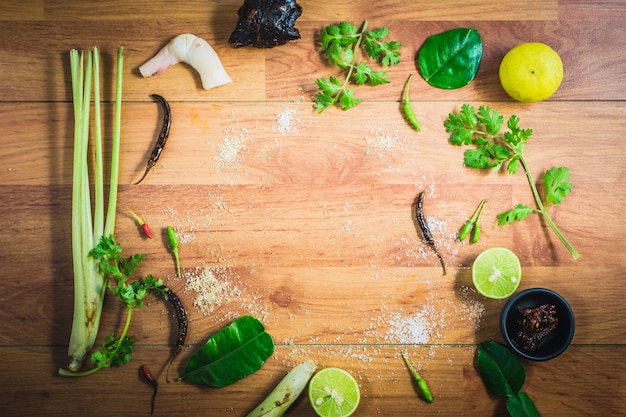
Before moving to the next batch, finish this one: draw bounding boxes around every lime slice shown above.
[472,247,522,299]
[308,367,360,417]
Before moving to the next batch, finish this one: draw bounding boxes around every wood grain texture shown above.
[0,1,625,416]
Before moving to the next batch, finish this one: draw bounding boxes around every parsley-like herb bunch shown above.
[59,236,169,377]
[314,20,401,112]
[444,104,579,260]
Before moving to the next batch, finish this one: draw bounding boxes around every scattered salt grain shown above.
[275,108,297,134]
[385,305,443,344]
[184,266,237,316]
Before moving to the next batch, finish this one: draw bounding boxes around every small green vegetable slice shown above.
[418,28,483,89]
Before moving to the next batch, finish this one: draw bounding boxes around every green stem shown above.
[335,20,368,101]
[93,47,104,241]
[519,155,579,260]
[58,308,134,378]
[104,47,124,238]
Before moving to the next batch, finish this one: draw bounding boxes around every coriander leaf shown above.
[477,106,503,135]
[544,166,572,205]
[339,89,360,110]
[507,155,522,174]
[108,336,136,368]
[504,115,533,149]
[339,21,357,36]
[497,204,534,225]
[460,104,478,127]
[449,127,474,146]
[352,62,370,85]
[124,253,146,277]
[464,148,500,169]
[324,42,346,66]
[368,69,390,86]
[363,31,401,66]
[315,20,401,112]
[319,26,337,49]
[352,62,390,86]
[367,26,389,40]
[492,143,512,160]
[444,104,579,259]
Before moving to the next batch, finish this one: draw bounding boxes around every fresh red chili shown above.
[127,209,153,239]
[140,364,158,415]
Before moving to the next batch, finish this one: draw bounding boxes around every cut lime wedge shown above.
[472,247,522,299]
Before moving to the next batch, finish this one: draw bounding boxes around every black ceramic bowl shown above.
[500,288,575,361]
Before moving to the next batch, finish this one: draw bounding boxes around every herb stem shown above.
[519,155,579,259]
[334,20,368,102]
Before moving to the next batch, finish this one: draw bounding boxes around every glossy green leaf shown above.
[418,28,482,89]
[477,341,525,397]
[507,391,541,417]
[179,315,274,388]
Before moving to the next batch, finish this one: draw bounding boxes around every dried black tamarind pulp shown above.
[228,0,303,48]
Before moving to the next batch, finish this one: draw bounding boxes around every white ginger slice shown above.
[139,33,232,90]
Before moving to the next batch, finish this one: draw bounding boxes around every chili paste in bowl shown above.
[500,288,575,361]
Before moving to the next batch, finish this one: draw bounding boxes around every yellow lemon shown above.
[499,42,563,102]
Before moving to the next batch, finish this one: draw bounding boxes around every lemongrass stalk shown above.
[104,47,124,237]
[93,47,104,240]
[67,49,101,372]
[65,47,124,373]
[68,49,88,371]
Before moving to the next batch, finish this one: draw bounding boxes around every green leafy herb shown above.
[444,104,579,259]
[315,20,401,112]
[179,315,274,388]
[59,236,167,377]
[477,341,541,417]
[418,28,483,89]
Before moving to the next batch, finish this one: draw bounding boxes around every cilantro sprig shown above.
[445,104,579,260]
[315,21,401,112]
[60,236,168,376]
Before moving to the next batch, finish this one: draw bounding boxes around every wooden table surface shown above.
[1,1,625,416]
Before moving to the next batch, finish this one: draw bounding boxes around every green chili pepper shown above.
[401,351,433,403]
[459,199,487,243]
[470,209,482,243]
[167,226,181,279]
[458,218,474,241]
[402,75,421,132]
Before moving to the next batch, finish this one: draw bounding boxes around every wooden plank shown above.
[0,0,44,20]
[0,20,624,101]
[0,346,624,416]
[1,1,625,416]
[1,101,625,186]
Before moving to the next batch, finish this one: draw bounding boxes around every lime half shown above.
[308,367,360,417]
[472,247,522,299]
